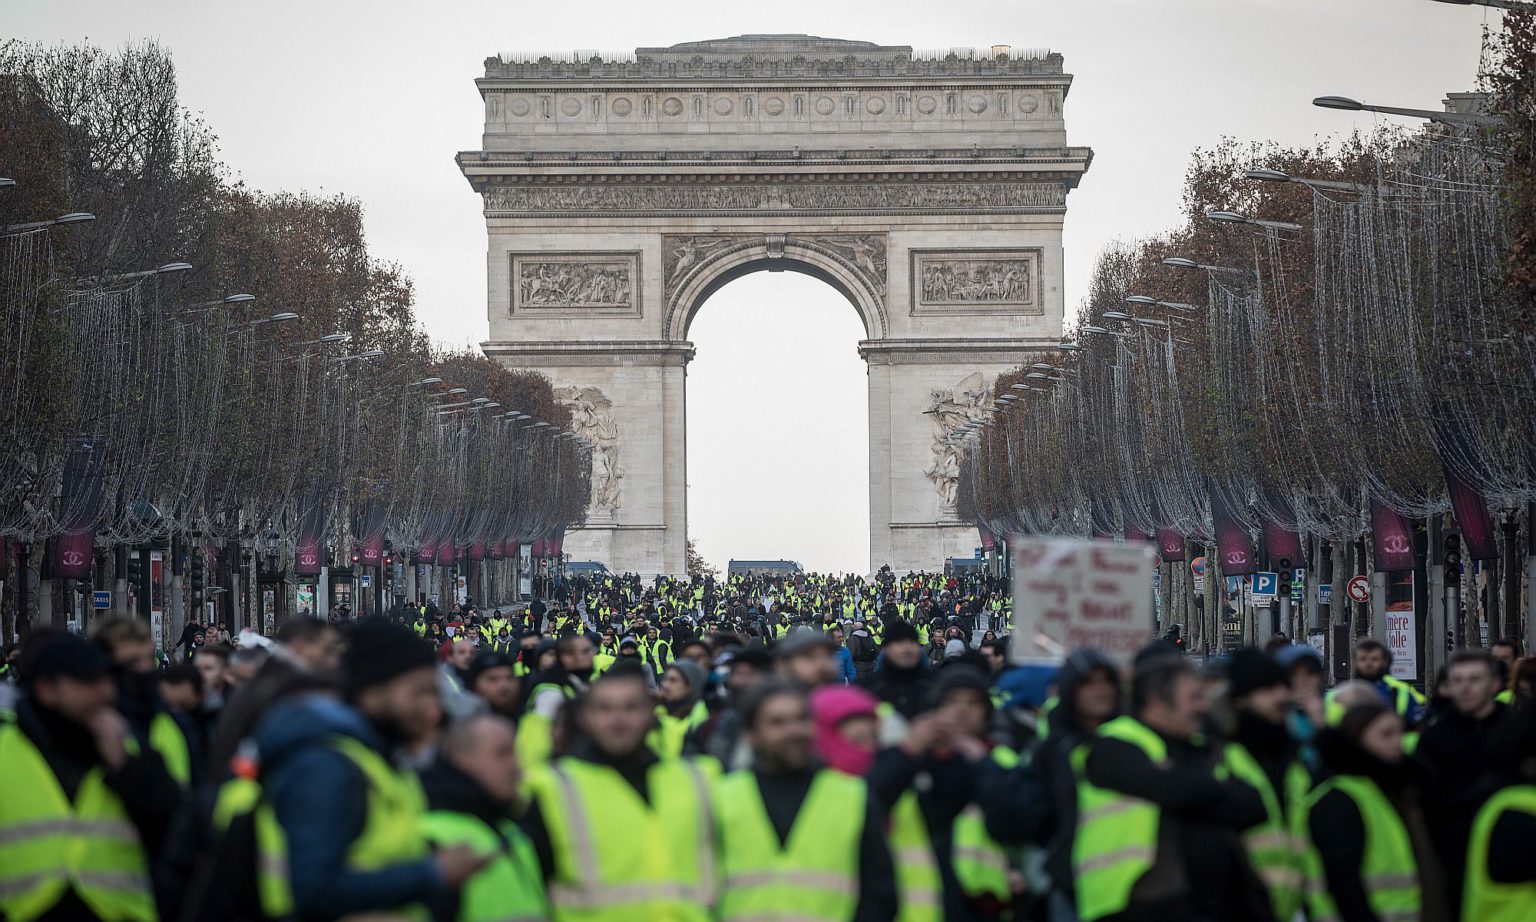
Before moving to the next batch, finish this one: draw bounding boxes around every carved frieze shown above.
[924,371,994,510]
[483,182,1067,216]
[557,386,624,515]
[509,252,640,317]
[910,248,1042,315]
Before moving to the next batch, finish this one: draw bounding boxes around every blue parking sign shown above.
[1252,571,1278,599]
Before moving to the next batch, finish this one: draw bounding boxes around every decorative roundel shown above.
[712,96,734,115]
[916,95,937,114]
[560,97,581,116]
[1018,93,1040,114]
[815,95,836,115]
[611,97,633,116]
[763,96,785,116]
[967,94,988,114]
[865,96,886,115]
[508,97,531,117]
[661,96,684,116]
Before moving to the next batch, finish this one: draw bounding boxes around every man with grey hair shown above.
[421,714,548,921]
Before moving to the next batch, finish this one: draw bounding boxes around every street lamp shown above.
[413,377,443,386]
[1161,256,1248,276]
[301,333,350,345]
[2,211,96,235]
[0,178,14,189]
[1206,210,1304,232]
[330,348,385,361]
[250,312,301,326]
[1244,168,1375,194]
[1428,0,1536,9]
[1126,295,1199,311]
[1057,342,1083,353]
[1312,95,1499,127]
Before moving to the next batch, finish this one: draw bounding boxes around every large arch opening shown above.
[684,270,870,574]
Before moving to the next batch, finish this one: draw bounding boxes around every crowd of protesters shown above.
[2,565,1535,922]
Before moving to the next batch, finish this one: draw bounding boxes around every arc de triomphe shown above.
[459,35,1091,575]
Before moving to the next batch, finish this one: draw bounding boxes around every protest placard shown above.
[1011,536,1157,665]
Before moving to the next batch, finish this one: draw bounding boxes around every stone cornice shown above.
[459,146,1092,172]
[482,339,697,367]
[858,337,1063,364]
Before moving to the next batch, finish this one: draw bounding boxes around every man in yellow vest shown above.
[1074,651,1274,922]
[422,714,549,921]
[1221,649,1309,922]
[91,615,198,786]
[1352,638,1425,725]
[520,668,717,920]
[0,630,181,922]
[715,679,897,921]
[255,619,488,918]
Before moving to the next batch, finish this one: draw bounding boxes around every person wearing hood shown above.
[421,714,549,922]
[0,630,181,922]
[91,615,198,787]
[864,620,932,721]
[996,648,1120,922]
[256,619,489,920]
[611,634,657,688]
[650,660,708,758]
[1303,699,1450,922]
[716,680,898,922]
[1222,649,1309,922]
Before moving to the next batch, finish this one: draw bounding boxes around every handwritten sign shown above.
[1011,537,1157,665]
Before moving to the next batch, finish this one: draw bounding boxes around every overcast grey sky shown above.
[8,0,1496,573]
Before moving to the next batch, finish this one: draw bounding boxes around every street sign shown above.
[1346,575,1371,604]
[974,547,984,559]
[1190,556,1208,578]
[92,590,111,609]
[1291,569,1305,602]
[361,574,371,588]
[1317,583,1334,605]
[1152,570,1162,590]
[1252,571,1279,600]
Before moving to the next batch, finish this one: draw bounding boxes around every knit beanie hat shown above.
[883,620,921,645]
[1226,648,1290,700]
[343,619,437,697]
[930,664,993,711]
[668,659,707,695]
[944,639,968,659]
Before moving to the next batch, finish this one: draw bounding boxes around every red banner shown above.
[1156,528,1185,562]
[418,538,437,565]
[437,536,457,566]
[1445,467,1498,560]
[1210,487,1256,576]
[294,487,327,576]
[1370,499,1417,572]
[51,437,104,579]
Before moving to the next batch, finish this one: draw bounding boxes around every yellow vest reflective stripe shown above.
[1463,785,1536,922]
[890,791,942,922]
[0,721,156,922]
[529,757,714,921]
[328,736,432,921]
[714,769,863,922]
[211,776,294,919]
[1072,716,1164,921]
[951,747,1018,902]
[1301,774,1421,922]
[421,810,550,922]
[1219,743,1308,921]
[148,711,191,786]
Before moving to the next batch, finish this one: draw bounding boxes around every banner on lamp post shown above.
[1210,485,1256,576]
[52,437,104,579]
[359,502,387,566]
[1156,528,1185,563]
[1445,467,1498,560]
[294,488,327,577]
[1369,499,1417,572]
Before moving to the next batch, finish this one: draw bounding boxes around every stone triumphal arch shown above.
[459,35,1091,575]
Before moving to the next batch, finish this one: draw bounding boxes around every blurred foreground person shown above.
[0,631,181,922]
[1075,652,1273,922]
[716,681,897,922]
[1304,700,1449,922]
[256,619,487,919]
[1461,700,1536,921]
[422,714,549,922]
[522,670,716,920]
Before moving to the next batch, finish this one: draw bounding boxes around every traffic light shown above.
[1444,533,1463,587]
[1277,557,1293,596]
[126,550,142,585]
[190,549,205,593]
